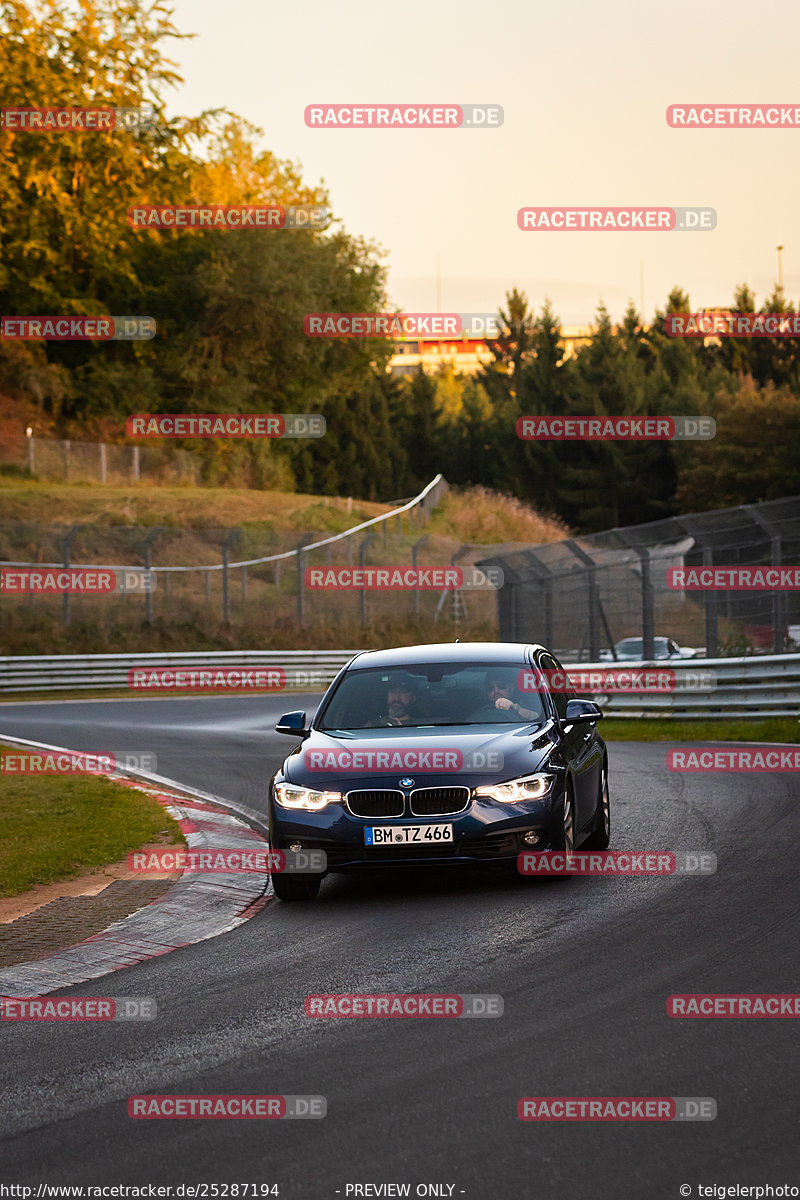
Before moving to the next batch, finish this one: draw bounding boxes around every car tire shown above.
[271,872,321,901]
[546,786,575,880]
[582,762,610,851]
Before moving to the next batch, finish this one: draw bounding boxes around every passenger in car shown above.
[477,671,540,722]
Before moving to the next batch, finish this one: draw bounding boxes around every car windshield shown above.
[616,637,668,656]
[317,661,547,730]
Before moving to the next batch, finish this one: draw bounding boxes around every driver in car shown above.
[378,671,427,726]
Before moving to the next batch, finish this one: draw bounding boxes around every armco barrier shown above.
[0,650,358,695]
[0,650,798,717]
[569,653,800,718]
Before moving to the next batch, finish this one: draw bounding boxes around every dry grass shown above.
[0,480,573,655]
[429,487,569,545]
[0,480,391,530]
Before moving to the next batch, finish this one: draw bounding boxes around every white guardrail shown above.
[0,650,799,718]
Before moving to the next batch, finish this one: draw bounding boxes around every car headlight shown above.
[474,773,555,804]
[274,782,342,811]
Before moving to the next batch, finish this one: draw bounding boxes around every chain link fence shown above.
[0,476,512,634]
[478,497,800,659]
[7,434,203,486]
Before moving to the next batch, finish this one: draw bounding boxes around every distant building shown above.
[388,337,494,377]
[558,325,596,360]
[386,324,602,377]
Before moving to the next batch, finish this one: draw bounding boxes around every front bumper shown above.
[268,792,562,872]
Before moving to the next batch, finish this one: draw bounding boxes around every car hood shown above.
[282,722,561,790]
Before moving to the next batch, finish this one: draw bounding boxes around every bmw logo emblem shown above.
[399,777,415,789]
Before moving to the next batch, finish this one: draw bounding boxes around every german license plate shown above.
[364,824,454,846]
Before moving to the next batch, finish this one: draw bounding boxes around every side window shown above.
[538,653,574,720]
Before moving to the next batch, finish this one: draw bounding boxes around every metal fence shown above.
[1,649,797,717]
[11,434,203,486]
[0,649,357,694]
[0,475,505,630]
[478,496,800,659]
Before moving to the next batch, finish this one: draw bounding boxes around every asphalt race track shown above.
[1,695,798,1197]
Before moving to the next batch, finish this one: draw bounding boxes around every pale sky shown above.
[164,0,799,324]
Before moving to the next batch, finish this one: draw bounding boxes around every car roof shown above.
[346,641,545,671]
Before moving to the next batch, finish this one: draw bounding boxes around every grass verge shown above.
[0,479,391,529]
[599,717,799,743]
[0,746,184,898]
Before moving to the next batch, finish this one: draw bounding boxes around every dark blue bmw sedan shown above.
[268,642,610,899]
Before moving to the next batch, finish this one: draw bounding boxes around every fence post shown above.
[99,443,107,484]
[411,536,429,616]
[141,529,161,625]
[742,504,786,653]
[640,550,655,660]
[702,546,718,656]
[614,532,655,660]
[296,535,314,629]
[63,439,70,482]
[132,445,140,483]
[359,532,377,625]
[60,525,80,627]
[525,552,555,648]
[221,529,241,626]
[563,541,603,660]
[679,518,718,658]
[27,434,35,475]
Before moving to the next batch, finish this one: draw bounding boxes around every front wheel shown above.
[271,872,321,901]
[582,763,610,850]
[544,788,575,880]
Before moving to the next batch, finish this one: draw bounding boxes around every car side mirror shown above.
[276,710,310,737]
[564,699,602,726]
